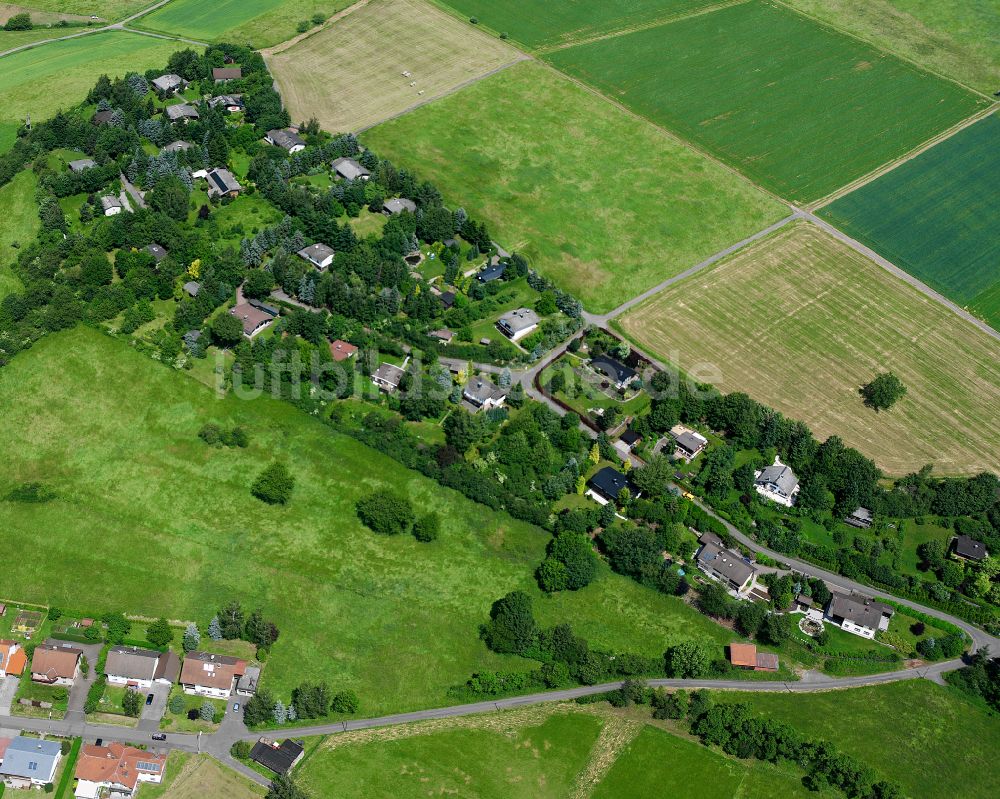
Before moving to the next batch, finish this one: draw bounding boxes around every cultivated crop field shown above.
[618,223,1000,476]
[0,328,735,715]
[819,113,1000,330]
[435,0,717,50]
[546,0,987,202]
[267,0,520,134]
[363,61,783,312]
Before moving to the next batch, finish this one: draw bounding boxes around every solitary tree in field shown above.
[860,372,906,411]
[251,462,295,505]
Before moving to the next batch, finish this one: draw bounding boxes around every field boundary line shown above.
[261,0,371,57]
[533,0,749,55]
[808,103,998,211]
[771,0,996,101]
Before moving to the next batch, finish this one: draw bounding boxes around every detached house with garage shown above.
[265,129,306,154]
[696,532,758,596]
[462,376,506,412]
[497,308,539,342]
[586,466,639,506]
[589,354,637,391]
[297,243,335,271]
[74,742,167,798]
[0,736,62,789]
[825,593,894,639]
[104,646,179,690]
[179,651,246,698]
[332,157,370,181]
[30,642,82,686]
[754,457,800,507]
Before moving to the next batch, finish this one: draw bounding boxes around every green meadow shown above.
[819,113,1000,329]
[0,170,38,301]
[0,327,734,714]
[363,61,782,312]
[20,0,153,20]
[546,0,986,202]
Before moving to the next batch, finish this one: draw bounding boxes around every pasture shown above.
[18,0,151,20]
[434,0,717,50]
[618,223,1000,476]
[545,0,987,202]
[0,327,734,714]
[142,754,264,799]
[362,61,783,312]
[819,113,1000,330]
[0,170,37,301]
[784,0,1000,93]
[267,0,520,134]
[0,31,179,126]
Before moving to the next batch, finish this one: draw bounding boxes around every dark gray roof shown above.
[297,243,335,267]
[827,593,893,629]
[69,158,97,172]
[463,376,505,406]
[92,110,115,125]
[954,534,988,561]
[674,430,707,455]
[476,262,505,283]
[372,363,405,386]
[249,739,304,775]
[267,129,306,151]
[152,74,185,92]
[331,157,370,180]
[207,168,242,196]
[588,466,636,501]
[105,645,160,682]
[207,94,243,109]
[590,354,636,385]
[620,429,642,446]
[755,461,799,496]
[145,243,168,262]
[166,103,199,121]
[161,140,193,153]
[236,665,260,694]
[248,298,280,316]
[383,198,416,215]
[439,291,455,309]
[696,542,756,586]
[497,307,539,336]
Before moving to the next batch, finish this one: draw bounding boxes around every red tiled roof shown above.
[729,643,757,668]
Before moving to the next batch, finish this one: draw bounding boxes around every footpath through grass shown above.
[363,60,783,312]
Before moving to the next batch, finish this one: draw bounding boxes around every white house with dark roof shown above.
[463,376,506,412]
[825,593,893,639]
[383,198,416,215]
[265,129,306,153]
[152,73,187,94]
[297,243,335,271]
[100,196,123,216]
[497,308,539,342]
[695,533,758,596]
[165,103,200,123]
[69,158,97,173]
[754,457,800,507]
[0,736,61,788]
[332,157,370,181]
[372,362,406,393]
[669,424,708,461]
[589,354,637,390]
[206,168,242,198]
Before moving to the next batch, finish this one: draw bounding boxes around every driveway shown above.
[138,683,170,731]
[65,642,104,720]
[0,677,18,716]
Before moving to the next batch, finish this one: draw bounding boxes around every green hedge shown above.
[53,738,81,799]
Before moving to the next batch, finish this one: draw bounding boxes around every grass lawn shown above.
[783,0,1000,94]
[545,0,987,202]
[23,0,153,21]
[725,681,1000,799]
[898,520,953,577]
[160,687,225,732]
[0,31,180,127]
[209,195,284,247]
[13,679,69,717]
[267,0,520,135]
[0,120,19,155]
[363,61,783,313]
[819,113,1000,330]
[346,208,387,238]
[433,0,717,50]
[0,169,37,301]
[142,752,265,799]
[618,222,1000,476]
[0,327,737,715]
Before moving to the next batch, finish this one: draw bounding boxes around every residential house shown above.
[74,741,167,798]
[619,429,642,451]
[329,340,358,362]
[586,466,639,506]
[183,281,200,297]
[31,642,82,686]
[825,593,893,639]
[729,643,778,672]
[844,507,874,529]
[104,646,178,689]
[438,290,455,310]
[497,308,539,342]
[0,641,27,678]
[265,129,306,154]
[670,424,708,462]
[0,736,61,788]
[207,94,243,112]
[296,242,335,271]
[428,329,455,345]
[213,67,242,82]
[952,534,988,562]
[145,243,168,263]
[206,167,242,198]
[249,739,304,776]
[179,651,246,698]
[165,103,200,123]
[100,196,123,216]
[463,376,506,412]
[236,666,261,697]
[151,73,187,94]
[230,300,277,339]
[382,198,416,215]
[331,157,370,181]
[68,158,97,173]
[371,362,406,393]
[160,140,192,154]
[92,110,115,126]
[696,533,757,595]
[589,354,637,391]
[476,261,505,283]
[754,457,800,507]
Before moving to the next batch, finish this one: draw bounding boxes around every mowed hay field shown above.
[546,0,988,203]
[0,170,37,301]
[819,113,1000,330]
[0,31,180,125]
[434,0,717,50]
[267,0,521,134]
[18,0,152,20]
[363,61,784,312]
[0,327,734,714]
[784,0,1000,93]
[618,223,1000,476]
[142,754,264,799]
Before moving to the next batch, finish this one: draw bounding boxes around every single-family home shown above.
[0,640,27,677]
[207,94,244,112]
[476,261,505,283]
[104,646,179,689]
[952,534,988,562]
[160,140,193,155]
[249,739,304,776]
[497,308,539,342]
[463,376,506,411]
[179,651,246,698]
[145,243,168,263]
[213,67,242,82]
[670,424,708,462]
[428,329,455,345]
[825,593,893,639]
[165,103,200,123]
[754,457,800,507]
[74,742,167,798]
[230,300,278,339]
[31,642,82,686]
[0,736,62,788]
[587,466,639,506]
[331,157,370,181]
[236,666,261,697]
[619,429,642,451]
[69,158,97,173]
[729,643,778,672]
[265,129,306,154]
[844,507,873,529]
[152,73,187,94]
[383,198,416,215]
[438,290,455,310]
[589,354,637,391]
[297,242,335,271]
[206,167,242,198]
[329,340,358,362]
[696,533,758,595]
[92,110,115,127]
[100,196,123,216]
[371,362,406,393]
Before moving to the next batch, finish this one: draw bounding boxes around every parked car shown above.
[232,702,240,712]
[146,693,154,705]
[151,733,166,741]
